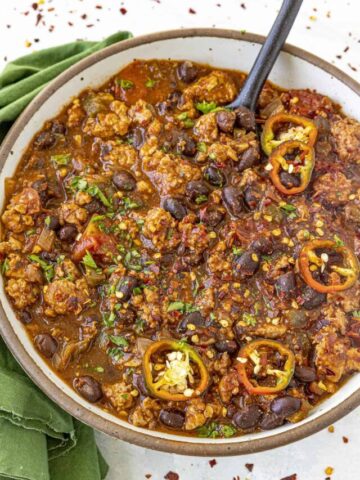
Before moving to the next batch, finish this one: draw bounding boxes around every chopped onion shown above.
[260,97,284,119]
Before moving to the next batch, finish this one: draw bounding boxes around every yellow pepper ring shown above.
[261,112,318,156]
[143,339,210,401]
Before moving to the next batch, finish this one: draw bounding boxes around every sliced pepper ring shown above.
[269,140,315,195]
[236,339,295,395]
[299,240,359,293]
[261,112,318,156]
[143,339,210,401]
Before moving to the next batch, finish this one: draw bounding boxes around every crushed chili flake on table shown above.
[120,7,127,14]
[145,475,152,479]
[164,472,179,480]
[342,436,349,443]
[280,475,297,480]
[209,459,217,468]
[245,463,254,472]
[189,8,196,14]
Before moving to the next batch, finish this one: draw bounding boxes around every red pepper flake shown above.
[68,21,74,26]
[189,8,196,14]
[145,475,152,479]
[47,7,55,12]
[336,55,342,59]
[95,4,103,8]
[86,24,94,28]
[280,476,297,480]
[49,25,55,32]
[120,7,127,15]
[164,472,179,480]
[241,3,246,9]
[342,436,349,443]
[348,63,358,72]
[343,46,349,53]
[232,477,240,480]
[32,2,38,9]
[81,14,87,19]
[209,459,217,468]
[35,13,43,26]
[245,463,254,472]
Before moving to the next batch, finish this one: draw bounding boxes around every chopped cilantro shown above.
[334,234,344,247]
[167,301,198,314]
[82,251,98,270]
[109,335,129,347]
[183,118,195,128]
[116,78,134,89]
[232,246,244,255]
[195,194,208,205]
[195,101,218,114]
[102,311,116,327]
[197,142,207,153]
[242,312,257,326]
[1,258,9,274]
[51,153,71,166]
[197,422,236,438]
[93,366,104,373]
[176,112,189,121]
[145,77,156,88]
[134,317,146,333]
[44,216,51,227]
[28,254,54,283]
[280,203,297,219]
[70,177,112,208]
[108,347,125,362]
[352,310,360,318]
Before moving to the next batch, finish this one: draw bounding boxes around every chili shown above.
[299,240,359,293]
[143,339,210,401]
[261,113,318,156]
[236,339,295,395]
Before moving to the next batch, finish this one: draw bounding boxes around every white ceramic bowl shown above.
[0,29,359,456]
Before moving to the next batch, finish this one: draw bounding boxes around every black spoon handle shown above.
[229,0,303,111]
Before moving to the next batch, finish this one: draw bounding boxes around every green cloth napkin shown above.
[0,31,133,480]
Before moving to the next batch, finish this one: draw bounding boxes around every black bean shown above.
[34,130,56,150]
[216,110,236,133]
[276,272,297,297]
[178,311,205,332]
[58,225,78,243]
[113,171,137,191]
[237,147,259,172]
[302,286,327,310]
[214,340,238,354]
[270,396,301,417]
[35,333,58,358]
[159,409,185,429]
[176,135,197,156]
[244,186,262,210]
[294,365,317,383]
[259,412,284,430]
[222,186,245,217]
[116,276,139,302]
[233,405,262,429]
[203,166,225,187]
[251,237,273,255]
[199,206,225,228]
[234,106,256,131]
[233,251,259,279]
[178,61,198,83]
[133,373,150,396]
[46,215,60,231]
[279,172,301,189]
[186,181,210,203]
[31,179,48,205]
[73,375,103,403]
[19,311,32,324]
[41,251,58,262]
[163,197,187,220]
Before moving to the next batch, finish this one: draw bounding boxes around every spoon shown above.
[228,0,303,111]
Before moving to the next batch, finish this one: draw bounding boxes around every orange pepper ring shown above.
[261,112,318,156]
[143,339,210,401]
[236,339,295,395]
[299,239,359,293]
[269,140,315,195]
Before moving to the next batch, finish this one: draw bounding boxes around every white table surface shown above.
[1,0,359,478]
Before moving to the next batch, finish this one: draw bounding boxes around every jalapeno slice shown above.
[236,339,295,395]
[268,140,315,195]
[143,339,210,401]
[299,240,359,293]
[261,113,318,156]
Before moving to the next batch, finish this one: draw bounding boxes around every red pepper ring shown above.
[261,112,318,156]
[299,240,359,293]
[143,339,210,401]
[236,339,295,395]
[269,140,315,195]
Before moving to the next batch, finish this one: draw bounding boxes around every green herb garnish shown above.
[167,301,198,314]
[116,78,134,89]
[82,251,98,270]
[242,312,257,326]
[28,254,54,282]
[197,142,207,153]
[197,422,236,438]
[51,154,71,166]
[109,335,129,347]
[334,234,344,247]
[195,101,218,114]
[145,78,156,88]
[195,194,208,205]
[70,177,112,208]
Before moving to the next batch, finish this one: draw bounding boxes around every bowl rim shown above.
[0,28,359,457]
